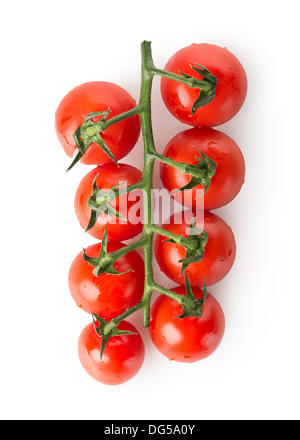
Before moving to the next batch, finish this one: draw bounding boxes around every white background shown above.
[0,0,298,421]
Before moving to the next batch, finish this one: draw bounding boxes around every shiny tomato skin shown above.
[78,320,145,385]
[160,127,245,210]
[69,241,144,321]
[149,286,225,362]
[74,163,143,241]
[155,210,236,287]
[161,43,247,127]
[55,81,141,165]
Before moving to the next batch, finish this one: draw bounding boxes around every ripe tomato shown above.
[78,320,145,385]
[74,163,143,241]
[155,210,236,287]
[69,241,144,321]
[149,285,225,362]
[160,127,245,210]
[55,81,141,165]
[161,43,247,127]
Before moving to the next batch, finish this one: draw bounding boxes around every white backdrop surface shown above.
[0,0,298,420]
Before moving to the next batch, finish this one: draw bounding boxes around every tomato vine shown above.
[65,40,219,355]
[56,39,248,384]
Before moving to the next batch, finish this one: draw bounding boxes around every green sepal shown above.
[92,313,137,359]
[86,174,128,232]
[179,175,204,192]
[175,273,208,320]
[179,216,208,275]
[67,110,118,171]
[179,64,218,116]
[163,216,208,275]
[83,227,132,277]
[192,89,214,114]
[73,126,86,156]
[191,64,218,115]
[66,151,83,172]
[85,209,98,233]
[179,151,217,194]
[84,110,111,124]
[86,132,119,166]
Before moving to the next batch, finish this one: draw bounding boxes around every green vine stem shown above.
[74,41,218,350]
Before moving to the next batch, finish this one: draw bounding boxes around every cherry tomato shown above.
[55,81,141,165]
[78,320,145,385]
[69,241,144,321]
[160,127,245,210]
[155,210,236,287]
[161,43,247,127]
[74,163,143,241]
[149,285,225,362]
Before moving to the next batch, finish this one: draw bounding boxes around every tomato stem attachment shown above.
[85,105,144,137]
[84,229,147,277]
[85,176,143,232]
[152,65,215,91]
[153,151,217,193]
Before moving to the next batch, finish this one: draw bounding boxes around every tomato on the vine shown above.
[160,127,245,210]
[69,241,144,321]
[161,43,247,127]
[155,210,236,287]
[149,285,225,362]
[74,163,143,241]
[78,320,145,385]
[55,81,141,165]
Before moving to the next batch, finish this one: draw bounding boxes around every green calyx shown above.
[179,151,217,193]
[92,313,137,360]
[179,64,218,115]
[67,110,118,172]
[83,227,132,277]
[85,174,128,232]
[154,150,217,196]
[175,273,208,319]
[164,216,208,275]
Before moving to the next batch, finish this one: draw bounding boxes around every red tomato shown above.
[69,241,144,321]
[155,210,236,287]
[78,320,145,385]
[160,127,245,210]
[74,163,143,241]
[161,43,247,127]
[149,285,225,362]
[55,81,141,165]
